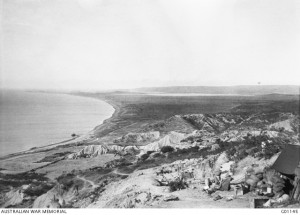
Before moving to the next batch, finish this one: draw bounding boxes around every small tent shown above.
[272,144,300,175]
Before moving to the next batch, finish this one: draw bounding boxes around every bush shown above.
[140,153,150,161]
[169,178,188,192]
[23,183,54,197]
[147,151,155,155]
[161,146,175,153]
[56,173,75,190]
[152,152,164,158]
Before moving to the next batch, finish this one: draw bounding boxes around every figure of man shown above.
[203,168,222,194]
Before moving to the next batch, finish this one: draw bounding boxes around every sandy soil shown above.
[156,187,250,208]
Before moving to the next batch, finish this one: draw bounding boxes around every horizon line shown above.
[1,84,300,91]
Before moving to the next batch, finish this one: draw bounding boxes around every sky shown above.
[1,0,300,90]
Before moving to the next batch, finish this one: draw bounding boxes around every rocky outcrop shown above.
[67,144,141,159]
[67,145,110,159]
[182,114,243,132]
[109,145,124,153]
[140,131,186,153]
[114,132,160,144]
[269,119,294,132]
[124,145,140,154]
[3,189,24,207]
[220,129,280,142]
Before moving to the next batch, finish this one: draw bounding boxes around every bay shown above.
[0,90,114,156]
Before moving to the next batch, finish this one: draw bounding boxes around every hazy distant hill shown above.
[134,85,299,95]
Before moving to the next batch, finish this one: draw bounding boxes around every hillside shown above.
[74,92,299,144]
[0,93,299,208]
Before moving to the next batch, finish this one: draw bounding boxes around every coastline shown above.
[68,92,129,139]
[2,91,298,161]
[91,97,121,135]
[0,92,118,161]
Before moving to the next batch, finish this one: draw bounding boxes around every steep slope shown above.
[140,132,186,152]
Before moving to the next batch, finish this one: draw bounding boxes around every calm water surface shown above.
[0,90,114,156]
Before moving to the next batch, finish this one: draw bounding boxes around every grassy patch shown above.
[35,151,72,163]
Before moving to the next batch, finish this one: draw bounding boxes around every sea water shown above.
[0,90,114,156]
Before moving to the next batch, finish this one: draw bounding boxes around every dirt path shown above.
[77,175,98,189]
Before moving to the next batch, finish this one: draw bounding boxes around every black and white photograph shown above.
[0,0,300,212]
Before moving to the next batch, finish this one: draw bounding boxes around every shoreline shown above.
[0,92,118,161]
[68,92,128,138]
[88,97,122,137]
[2,91,298,161]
